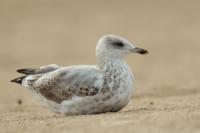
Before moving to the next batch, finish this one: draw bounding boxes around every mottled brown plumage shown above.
[11,34,148,115]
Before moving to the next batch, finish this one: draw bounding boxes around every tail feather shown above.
[11,76,27,84]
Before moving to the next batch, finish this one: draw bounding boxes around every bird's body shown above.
[11,34,148,115]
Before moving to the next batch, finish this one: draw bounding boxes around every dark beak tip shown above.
[139,49,149,55]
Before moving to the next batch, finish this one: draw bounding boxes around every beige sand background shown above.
[0,0,200,133]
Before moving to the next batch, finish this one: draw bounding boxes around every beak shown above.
[130,47,149,55]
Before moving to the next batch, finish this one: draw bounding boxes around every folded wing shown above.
[17,64,61,75]
[22,65,103,103]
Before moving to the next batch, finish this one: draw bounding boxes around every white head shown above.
[96,34,148,59]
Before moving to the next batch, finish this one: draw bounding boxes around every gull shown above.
[11,34,148,115]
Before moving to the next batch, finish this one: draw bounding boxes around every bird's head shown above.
[96,34,148,58]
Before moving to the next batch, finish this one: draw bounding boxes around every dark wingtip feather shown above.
[17,69,29,74]
[17,69,26,73]
[11,76,27,84]
[17,68,35,75]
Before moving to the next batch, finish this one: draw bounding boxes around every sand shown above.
[0,0,200,133]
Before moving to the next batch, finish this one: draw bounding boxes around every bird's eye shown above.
[112,41,124,47]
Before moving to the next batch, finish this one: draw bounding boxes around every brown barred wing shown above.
[28,65,103,103]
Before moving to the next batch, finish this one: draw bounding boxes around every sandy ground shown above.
[0,0,200,133]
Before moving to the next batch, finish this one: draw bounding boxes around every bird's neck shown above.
[97,54,128,72]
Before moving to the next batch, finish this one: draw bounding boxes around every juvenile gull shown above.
[11,34,148,115]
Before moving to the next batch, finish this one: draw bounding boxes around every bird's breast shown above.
[100,63,134,108]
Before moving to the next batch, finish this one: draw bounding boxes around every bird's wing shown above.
[11,64,61,84]
[22,65,104,103]
[17,64,61,75]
